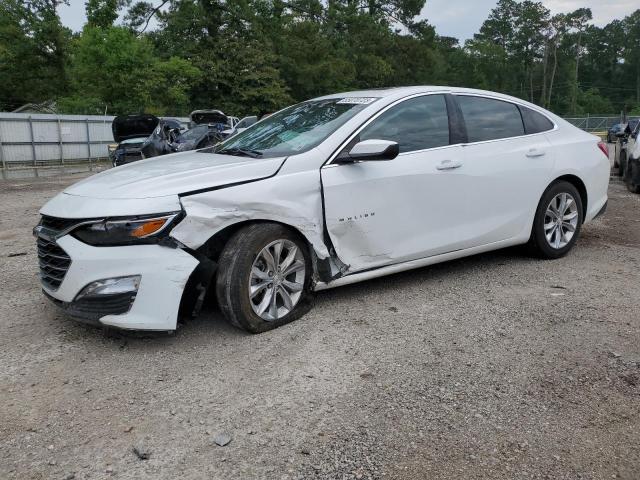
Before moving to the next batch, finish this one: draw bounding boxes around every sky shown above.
[59,0,639,41]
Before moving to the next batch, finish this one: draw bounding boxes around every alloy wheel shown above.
[544,192,579,249]
[249,239,305,321]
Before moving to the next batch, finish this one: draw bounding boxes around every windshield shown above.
[212,98,378,158]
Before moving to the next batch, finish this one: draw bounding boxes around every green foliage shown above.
[86,0,129,29]
[2,0,639,117]
[58,26,201,115]
[575,88,614,114]
[0,0,70,110]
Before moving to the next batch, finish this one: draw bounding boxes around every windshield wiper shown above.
[217,147,263,158]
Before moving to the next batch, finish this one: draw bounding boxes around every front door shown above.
[322,94,471,273]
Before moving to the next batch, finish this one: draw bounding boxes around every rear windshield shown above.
[211,98,378,158]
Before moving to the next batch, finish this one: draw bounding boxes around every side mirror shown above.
[340,139,400,163]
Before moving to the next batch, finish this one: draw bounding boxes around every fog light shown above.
[75,275,141,300]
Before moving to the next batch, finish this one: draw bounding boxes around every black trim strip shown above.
[445,93,468,145]
[593,200,607,220]
[178,158,288,198]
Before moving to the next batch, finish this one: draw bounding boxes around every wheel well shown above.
[196,220,313,263]
[179,220,316,320]
[555,175,588,214]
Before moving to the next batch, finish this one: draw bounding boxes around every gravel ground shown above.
[1,170,639,480]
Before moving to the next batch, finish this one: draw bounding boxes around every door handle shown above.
[436,160,463,171]
[526,148,547,158]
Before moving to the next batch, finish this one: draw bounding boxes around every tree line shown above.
[1,0,639,118]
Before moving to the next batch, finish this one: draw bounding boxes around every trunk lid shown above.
[112,115,159,143]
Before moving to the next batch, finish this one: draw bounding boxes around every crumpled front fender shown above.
[170,170,330,260]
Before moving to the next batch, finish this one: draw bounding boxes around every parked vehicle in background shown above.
[607,123,626,144]
[173,124,224,152]
[623,120,640,193]
[111,115,184,166]
[139,118,184,159]
[188,110,236,131]
[111,114,159,166]
[617,118,640,177]
[35,87,610,334]
[222,116,258,138]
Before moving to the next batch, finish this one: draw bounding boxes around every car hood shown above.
[112,115,159,142]
[63,151,286,200]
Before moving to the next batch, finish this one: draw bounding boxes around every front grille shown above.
[115,151,143,165]
[37,236,71,291]
[36,215,89,291]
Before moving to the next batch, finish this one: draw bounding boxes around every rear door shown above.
[453,95,555,244]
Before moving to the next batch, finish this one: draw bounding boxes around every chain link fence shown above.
[562,115,624,133]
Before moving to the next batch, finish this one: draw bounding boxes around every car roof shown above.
[317,86,547,103]
[312,86,556,118]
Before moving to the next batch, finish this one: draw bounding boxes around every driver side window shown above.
[359,95,450,153]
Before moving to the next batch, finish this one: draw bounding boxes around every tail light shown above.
[597,142,609,158]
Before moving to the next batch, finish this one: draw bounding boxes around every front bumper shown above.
[41,235,199,331]
[114,147,144,166]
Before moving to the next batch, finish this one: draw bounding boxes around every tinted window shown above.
[458,96,525,142]
[520,106,554,134]
[359,95,450,153]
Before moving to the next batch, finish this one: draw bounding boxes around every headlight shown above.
[73,213,181,246]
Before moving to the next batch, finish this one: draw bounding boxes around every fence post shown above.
[586,114,590,131]
[57,117,64,166]
[0,131,5,171]
[86,118,92,171]
[28,116,37,166]
[0,119,5,170]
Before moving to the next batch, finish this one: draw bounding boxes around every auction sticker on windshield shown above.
[336,98,378,105]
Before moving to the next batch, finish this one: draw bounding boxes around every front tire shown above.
[215,223,313,333]
[528,181,583,259]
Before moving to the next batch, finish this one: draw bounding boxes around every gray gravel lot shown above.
[1,171,639,480]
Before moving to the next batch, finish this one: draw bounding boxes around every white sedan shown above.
[35,87,610,333]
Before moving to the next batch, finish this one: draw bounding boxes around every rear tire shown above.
[625,160,640,194]
[527,181,584,259]
[215,223,313,333]
[618,152,626,177]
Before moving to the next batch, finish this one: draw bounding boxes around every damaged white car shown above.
[35,87,610,333]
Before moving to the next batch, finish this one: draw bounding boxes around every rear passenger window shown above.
[457,96,524,142]
[360,95,449,153]
[520,106,555,134]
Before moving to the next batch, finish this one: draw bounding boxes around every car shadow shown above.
[314,245,537,303]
